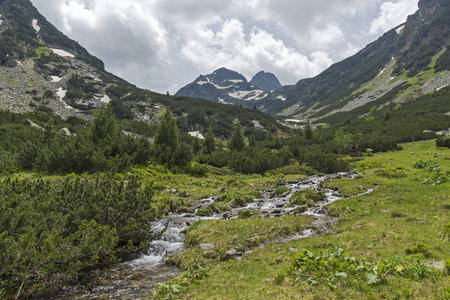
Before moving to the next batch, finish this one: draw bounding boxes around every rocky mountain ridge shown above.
[175,67,282,106]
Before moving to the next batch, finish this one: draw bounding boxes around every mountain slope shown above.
[260,0,450,121]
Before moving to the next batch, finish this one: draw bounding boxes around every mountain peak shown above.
[175,68,269,105]
[211,67,247,82]
[250,71,282,92]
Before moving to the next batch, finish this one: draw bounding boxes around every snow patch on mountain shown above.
[51,76,62,83]
[188,131,205,139]
[57,87,67,100]
[100,95,111,103]
[51,49,75,58]
[56,88,75,110]
[395,25,405,34]
[32,19,40,33]
[377,68,387,77]
[229,90,266,100]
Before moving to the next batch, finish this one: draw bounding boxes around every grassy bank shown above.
[153,140,450,299]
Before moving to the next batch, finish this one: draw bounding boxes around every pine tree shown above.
[203,125,216,154]
[154,108,178,152]
[193,136,202,154]
[304,122,313,140]
[249,131,256,147]
[228,122,245,151]
[89,103,120,144]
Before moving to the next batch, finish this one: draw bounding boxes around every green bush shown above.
[238,209,252,219]
[196,208,214,217]
[412,159,440,172]
[0,174,156,298]
[436,137,450,148]
[405,243,433,258]
[186,162,209,177]
[287,247,439,291]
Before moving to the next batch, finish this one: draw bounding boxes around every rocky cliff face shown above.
[250,71,282,92]
[175,68,271,107]
[418,0,449,19]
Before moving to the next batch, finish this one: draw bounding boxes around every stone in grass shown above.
[199,243,215,250]
[391,211,405,218]
[426,261,446,272]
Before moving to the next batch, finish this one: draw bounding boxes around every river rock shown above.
[176,207,193,214]
[229,199,238,208]
[246,237,257,245]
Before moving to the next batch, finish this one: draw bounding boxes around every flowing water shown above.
[55,171,371,299]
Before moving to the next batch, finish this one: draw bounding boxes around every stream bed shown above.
[55,171,371,299]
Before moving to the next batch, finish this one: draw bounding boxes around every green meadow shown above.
[152,140,450,299]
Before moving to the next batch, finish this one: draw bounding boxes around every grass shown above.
[35,46,50,58]
[169,215,314,269]
[156,140,450,299]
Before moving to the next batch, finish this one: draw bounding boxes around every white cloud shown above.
[60,1,96,33]
[369,0,418,35]
[306,23,345,50]
[180,19,334,85]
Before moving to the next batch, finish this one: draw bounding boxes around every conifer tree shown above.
[249,131,256,147]
[193,136,202,154]
[154,108,178,152]
[89,103,120,144]
[304,122,313,140]
[203,125,216,154]
[228,122,245,151]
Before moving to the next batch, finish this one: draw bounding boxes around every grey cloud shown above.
[29,0,419,94]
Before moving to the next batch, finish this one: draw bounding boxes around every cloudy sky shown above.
[29,0,419,94]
